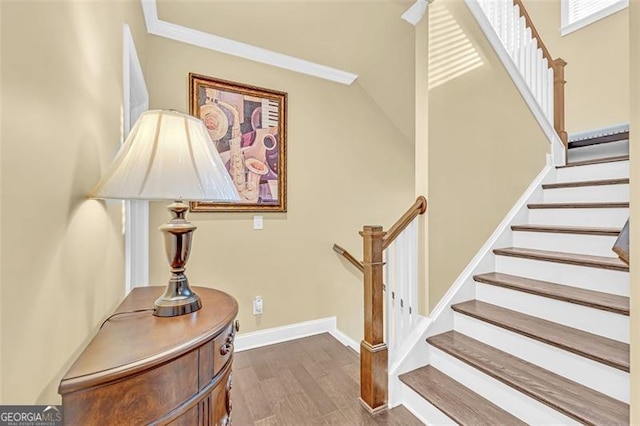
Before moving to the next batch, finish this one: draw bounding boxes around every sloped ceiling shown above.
[154,0,416,143]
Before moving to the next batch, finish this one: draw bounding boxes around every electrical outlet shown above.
[253,296,263,315]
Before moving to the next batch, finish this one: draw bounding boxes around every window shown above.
[561,0,628,36]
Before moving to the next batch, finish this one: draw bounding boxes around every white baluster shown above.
[479,0,488,14]
[547,68,555,124]
[505,2,514,55]
[531,39,539,100]
[523,38,530,86]
[541,57,549,119]
[501,1,509,46]
[401,232,407,343]
[384,247,392,351]
[537,49,544,108]
[492,1,500,31]
[512,5,521,59]
[518,17,527,77]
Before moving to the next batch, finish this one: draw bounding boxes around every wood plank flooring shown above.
[557,155,629,168]
[399,366,525,425]
[473,272,630,315]
[231,333,423,425]
[451,300,630,371]
[493,247,629,271]
[427,331,630,425]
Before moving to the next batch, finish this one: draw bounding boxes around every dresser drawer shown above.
[213,324,235,375]
[63,349,199,425]
[59,287,238,426]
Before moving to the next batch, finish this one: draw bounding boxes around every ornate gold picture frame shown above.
[188,73,287,212]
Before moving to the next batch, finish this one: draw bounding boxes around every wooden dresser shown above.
[59,286,238,426]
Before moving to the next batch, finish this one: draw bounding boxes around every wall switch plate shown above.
[253,215,263,230]
[253,296,263,315]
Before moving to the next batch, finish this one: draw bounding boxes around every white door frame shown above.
[123,24,149,293]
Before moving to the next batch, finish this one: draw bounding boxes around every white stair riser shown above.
[528,207,628,228]
[556,160,628,183]
[495,256,629,296]
[567,140,629,163]
[476,283,629,343]
[399,383,456,425]
[512,231,619,257]
[543,184,629,203]
[429,347,579,425]
[453,314,630,403]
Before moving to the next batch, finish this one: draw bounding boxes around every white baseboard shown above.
[235,316,360,353]
[329,327,361,353]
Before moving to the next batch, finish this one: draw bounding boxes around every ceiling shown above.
[153,0,417,142]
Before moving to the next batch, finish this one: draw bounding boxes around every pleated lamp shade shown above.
[91,109,239,202]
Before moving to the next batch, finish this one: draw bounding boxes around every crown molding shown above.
[140,0,358,85]
[401,0,429,26]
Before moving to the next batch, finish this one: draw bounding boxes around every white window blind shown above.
[561,0,628,36]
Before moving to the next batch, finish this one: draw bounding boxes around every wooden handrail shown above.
[332,244,364,273]
[382,196,427,250]
[332,196,428,413]
[513,0,552,64]
[331,196,427,414]
[512,0,568,149]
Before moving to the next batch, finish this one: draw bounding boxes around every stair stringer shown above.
[389,158,554,413]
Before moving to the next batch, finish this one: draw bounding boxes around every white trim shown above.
[388,315,431,407]
[465,0,566,166]
[140,0,358,85]
[235,316,360,353]
[123,24,150,293]
[401,0,429,26]
[561,0,628,36]
[569,122,629,142]
[399,381,455,425]
[329,328,361,354]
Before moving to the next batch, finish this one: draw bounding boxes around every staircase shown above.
[398,141,630,424]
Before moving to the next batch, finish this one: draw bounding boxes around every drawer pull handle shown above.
[219,328,235,355]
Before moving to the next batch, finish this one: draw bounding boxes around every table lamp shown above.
[91,110,240,317]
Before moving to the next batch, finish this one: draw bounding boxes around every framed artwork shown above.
[188,73,287,212]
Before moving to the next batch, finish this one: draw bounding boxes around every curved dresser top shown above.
[58,286,238,395]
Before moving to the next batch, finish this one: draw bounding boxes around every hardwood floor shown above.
[231,333,423,425]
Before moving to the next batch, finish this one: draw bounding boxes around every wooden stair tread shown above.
[557,155,629,168]
[527,202,628,209]
[493,247,629,271]
[568,131,629,149]
[451,300,629,371]
[474,272,629,315]
[542,178,629,189]
[427,331,630,425]
[399,366,526,425]
[511,224,620,236]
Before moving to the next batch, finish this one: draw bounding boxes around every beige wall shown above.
[146,2,415,342]
[1,0,147,404]
[427,1,549,311]
[629,1,638,421]
[524,0,629,134]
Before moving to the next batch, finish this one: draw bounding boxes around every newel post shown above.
[552,58,568,149]
[359,225,388,414]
